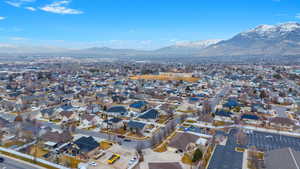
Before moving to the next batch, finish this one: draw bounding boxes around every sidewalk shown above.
[242,150,248,169]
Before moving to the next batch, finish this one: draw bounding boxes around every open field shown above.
[130,75,200,82]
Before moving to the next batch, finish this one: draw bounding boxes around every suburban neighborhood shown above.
[0,62,300,169]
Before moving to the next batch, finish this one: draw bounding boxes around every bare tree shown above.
[202,101,212,114]
[248,146,260,169]
[185,142,197,169]
[136,142,144,162]
[235,129,248,146]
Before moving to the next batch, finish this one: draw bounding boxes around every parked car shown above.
[0,157,4,163]
[107,154,120,164]
[124,139,131,142]
[89,161,97,166]
[117,135,125,138]
[128,157,137,166]
[94,150,106,160]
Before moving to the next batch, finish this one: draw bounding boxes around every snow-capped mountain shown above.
[1,22,300,61]
[198,22,300,56]
[243,23,300,37]
[154,39,222,55]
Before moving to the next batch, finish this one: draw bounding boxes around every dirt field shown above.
[130,75,200,82]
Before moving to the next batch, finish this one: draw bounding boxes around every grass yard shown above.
[153,143,168,152]
[60,155,83,169]
[156,115,170,124]
[29,146,49,158]
[3,140,25,148]
[213,121,226,126]
[100,141,113,150]
[130,75,200,82]
[0,150,57,169]
[127,132,147,140]
[153,131,177,152]
[185,119,197,123]
[181,153,193,165]
[235,147,245,152]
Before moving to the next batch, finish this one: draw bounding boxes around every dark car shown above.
[0,157,4,163]
[124,139,131,142]
[117,135,125,139]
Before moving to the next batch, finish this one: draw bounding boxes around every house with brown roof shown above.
[148,162,183,169]
[269,117,295,130]
[80,114,101,128]
[58,111,79,122]
[167,132,200,153]
[41,130,73,149]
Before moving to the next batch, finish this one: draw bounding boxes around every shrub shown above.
[192,148,203,163]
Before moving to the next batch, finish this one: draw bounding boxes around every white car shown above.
[89,161,97,166]
[128,157,137,166]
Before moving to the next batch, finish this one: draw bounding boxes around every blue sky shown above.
[0,0,300,49]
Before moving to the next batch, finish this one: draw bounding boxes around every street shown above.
[272,105,288,118]
[210,85,231,112]
[0,156,41,169]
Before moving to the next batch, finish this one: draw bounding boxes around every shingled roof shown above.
[168,132,199,151]
[148,162,183,169]
[270,117,295,126]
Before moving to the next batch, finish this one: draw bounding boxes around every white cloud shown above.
[5,0,35,8]
[0,16,6,20]
[25,6,36,11]
[40,0,83,15]
[10,37,28,41]
[5,1,21,7]
[0,43,16,48]
[296,13,300,19]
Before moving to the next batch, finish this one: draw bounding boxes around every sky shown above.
[0,0,300,50]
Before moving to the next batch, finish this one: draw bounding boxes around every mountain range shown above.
[1,22,300,59]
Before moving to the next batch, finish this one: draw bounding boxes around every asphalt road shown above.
[0,156,40,169]
[210,85,231,111]
[272,105,288,118]
[286,79,300,93]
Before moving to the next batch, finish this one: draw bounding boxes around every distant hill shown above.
[154,39,222,55]
[1,22,300,61]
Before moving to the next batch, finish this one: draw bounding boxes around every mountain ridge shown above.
[1,22,300,58]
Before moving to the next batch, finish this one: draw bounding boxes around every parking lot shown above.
[208,128,300,169]
[245,130,300,151]
[88,144,136,169]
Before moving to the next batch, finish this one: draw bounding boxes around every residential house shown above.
[168,132,200,153]
[103,117,123,130]
[241,114,261,125]
[127,121,146,134]
[58,111,78,122]
[269,117,295,130]
[138,109,160,122]
[41,130,73,150]
[223,98,240,109]
[40,108,57,120]
[214,110,233,123]
[67,136,99,159]
[80,114,102,128]
[106,106,127,116]
[148,162,183,169]
[129,101,148,113]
